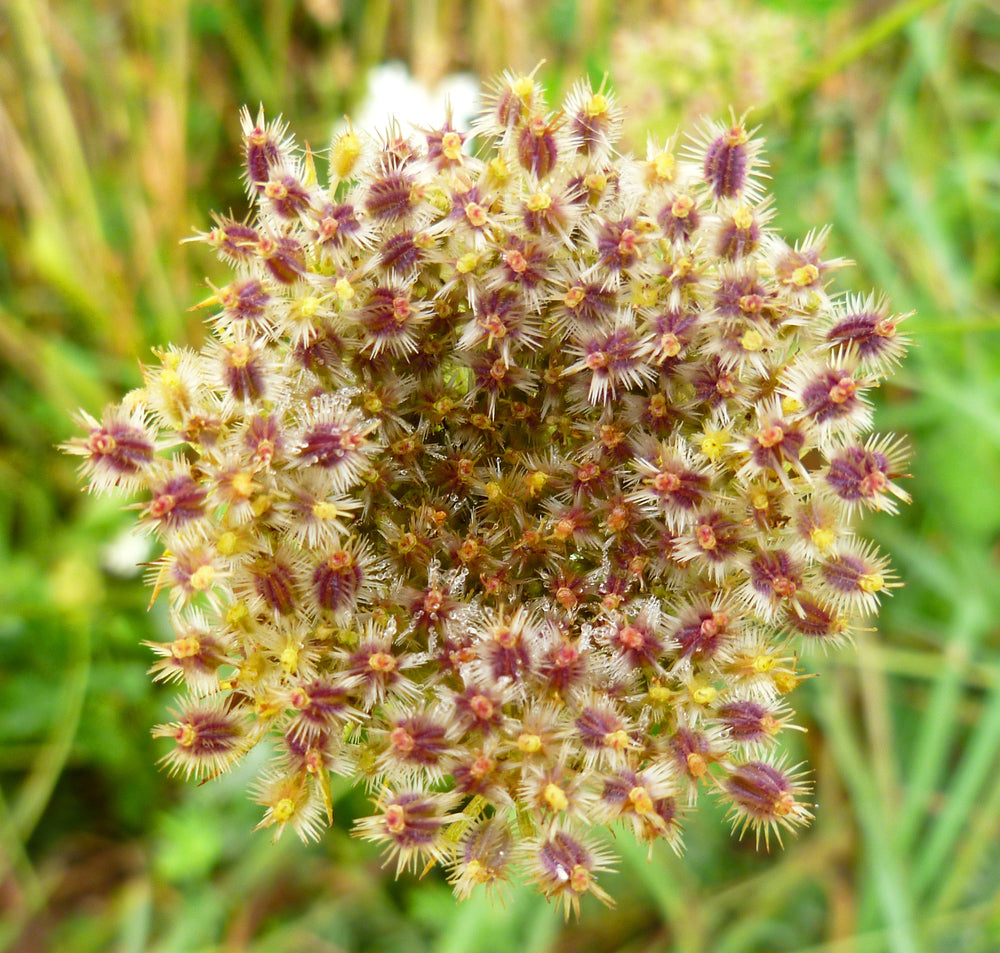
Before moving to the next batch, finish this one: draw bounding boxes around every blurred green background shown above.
[2,0,999,950]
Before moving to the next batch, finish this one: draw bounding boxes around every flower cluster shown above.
[64,72,910,916]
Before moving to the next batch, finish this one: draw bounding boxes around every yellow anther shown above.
[701,429,728,461]
[334,277,354,301]
[652,151,676,180]
[628,786,654,814]
[733,206,754,230]
[441,131,463,160]
[741,328,764,351]
[512,75,535,98]
[810,526,836,551]
[690,682,717,706]
[543,782,569,812]
[517,732,542,754]
[456,252,479,274]
[753,654,777,673]
[790,263,820,287]
[280,643,300,673]
[527,192,551,212]
[171,636,201,659]
[299,296,320,318]
[859,572,885,593]
[190,565,215,591]
[331,128,362,179]
[312,500,341,520]
[231,471,255,498]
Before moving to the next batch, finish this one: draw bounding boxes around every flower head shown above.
[64,71,910,915]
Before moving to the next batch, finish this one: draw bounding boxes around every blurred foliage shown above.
[1,0,999,951]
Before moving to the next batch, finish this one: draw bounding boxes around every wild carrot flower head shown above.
[63,75,910,915]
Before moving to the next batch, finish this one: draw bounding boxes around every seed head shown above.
[64,71,911,915]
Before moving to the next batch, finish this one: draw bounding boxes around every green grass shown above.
[1,0,999,950]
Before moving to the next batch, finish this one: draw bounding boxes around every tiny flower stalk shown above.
[62,74,911,915]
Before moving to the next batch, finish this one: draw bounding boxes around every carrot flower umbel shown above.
[63,71,911,915]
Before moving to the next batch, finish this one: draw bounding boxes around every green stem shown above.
[815,676,922,953]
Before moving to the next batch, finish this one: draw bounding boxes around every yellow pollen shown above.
[671,195,694,218]
[791,263,820,287]
[488,155,509,181]
[781,395,803,415]
[741,328,764,351]
[363,393,383,413]
[465,202,487,226]
[334,277,354,301]
[648,683,672,704]
[273,797,296,822]
[331,129,362,178]
[750,489,770,510]
[171,636,201,659]
[543,783,569,812]
[586,92,608,116]
[190,565,215,591]
[526,470,548,495]
[527,191,551,212]
[859,572,884,593]
[466,859,491,884]
[565,286,585,308]
[226,602,250,628]
[280,644,300,673]
[605,729,630,751]
[177,723,198,748]
[512,76,535,98]
[441,131,463,160]
[686,752,708,777]
[160,368,181,391]
[264,179,287,200]
[456,252,479,274]
[225,345,254,371]
[584,172,607,192]
[652,151,676,180]
[570,865,591,893]
[517,732,542,754]
[230,471,254,498]
[299,296,320,318]
[312,500,341,521]
[773,670,802,694]
[628,786,654,814]
[773,791,796,817]
[762,714,781,735]
[691,682,717,706]
[733,206,754,230]
[250,494,272,517]
[660,332,681,357]
[810,526,836,550]
[753,654,777,673]
[701,429,728,461]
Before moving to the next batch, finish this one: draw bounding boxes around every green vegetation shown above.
[1,1,998,950]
